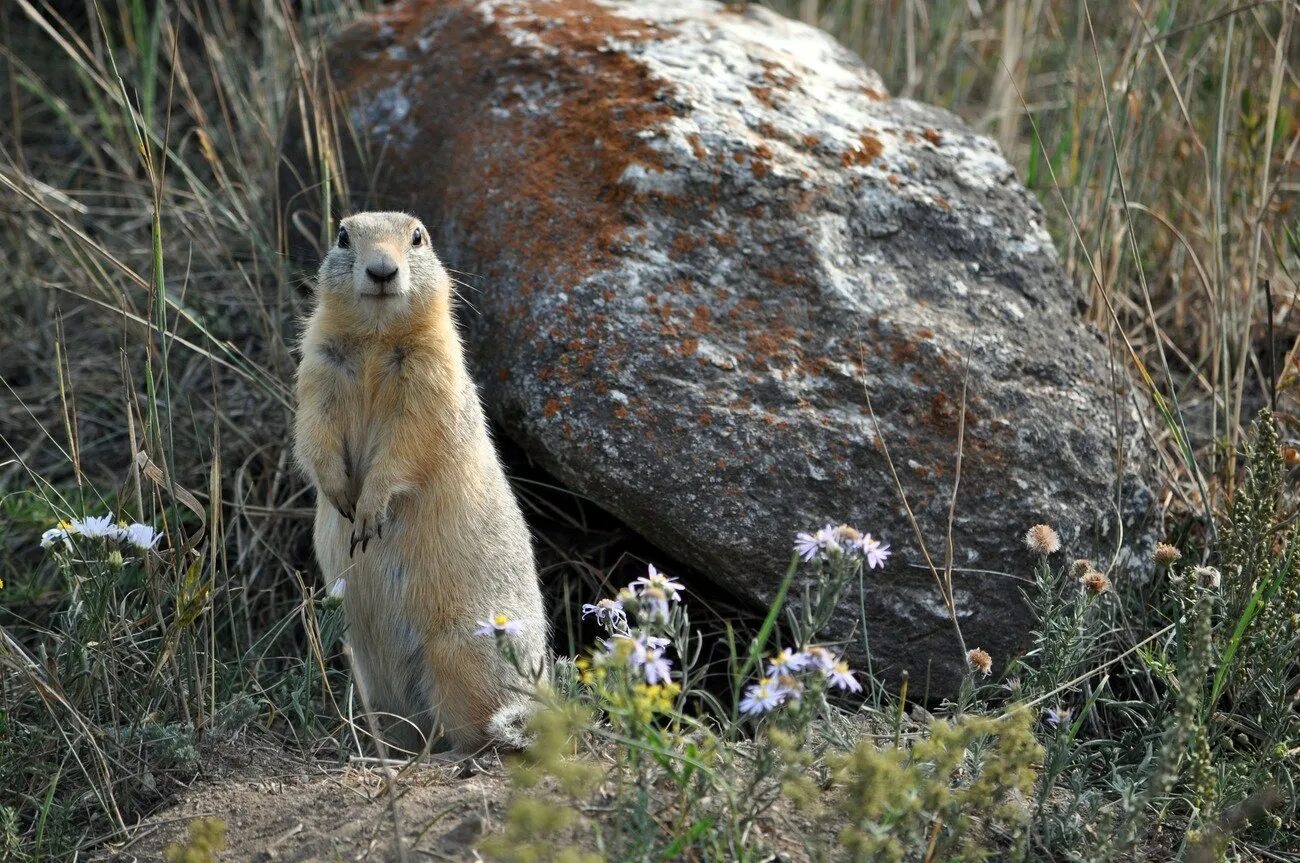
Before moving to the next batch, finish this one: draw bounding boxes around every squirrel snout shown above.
[365,262,399,285]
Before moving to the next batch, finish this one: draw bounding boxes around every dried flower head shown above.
[1080,569,1111,595]
[1071,559,1093,580]
[1154,542,1182,566]
[832,524,863,545]
[966,647,993,677]
[1193,566,1221,590]
[1024,524,1061,556]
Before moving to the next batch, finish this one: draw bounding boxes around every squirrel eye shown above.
[411,227,423,247]
[337,226,350,249]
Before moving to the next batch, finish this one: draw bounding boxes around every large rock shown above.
[282,0,1153,692]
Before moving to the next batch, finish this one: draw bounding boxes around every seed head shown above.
[1080,569,1111,595]
[1154,543,1182,566]
[1071,559,1092,580]
[966,647,993,678]
[1193,566,1221,590]
[833,524,863,545]
[1025,524,1061,556]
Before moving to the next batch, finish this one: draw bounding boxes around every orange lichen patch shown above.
[332,0,677,299]
[671,232,704,257]
[749,85,777,107]
[922,127,944,146]
[687,133,707,159]
[613,404,629,419]
[544,399,562,418]
[758,59,792,81]
[862,85,887,100]
[841,133,883,168]
[761,265,807,290]
[801,134,821,150]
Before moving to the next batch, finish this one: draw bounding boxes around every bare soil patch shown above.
[101,745,512,862]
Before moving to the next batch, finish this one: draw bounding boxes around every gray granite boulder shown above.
[281,0,1154,693]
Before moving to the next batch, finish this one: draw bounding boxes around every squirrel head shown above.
[316,211,449,324]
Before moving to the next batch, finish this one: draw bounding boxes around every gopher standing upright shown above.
[294,211,547,753]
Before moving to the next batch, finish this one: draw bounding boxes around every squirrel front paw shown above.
[349,496,390,556]
[313,460,356,523]
[318,480,355,523]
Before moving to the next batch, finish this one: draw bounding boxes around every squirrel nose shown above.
[365,263,398,284]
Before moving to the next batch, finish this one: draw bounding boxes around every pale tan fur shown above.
[294,211,547,753]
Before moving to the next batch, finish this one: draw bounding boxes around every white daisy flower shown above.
[474,613,524,636]
[120,523,161,551]
[40,527,71,550]
[72,514,119,540]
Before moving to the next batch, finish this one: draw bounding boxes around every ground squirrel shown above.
[294,211,547,753]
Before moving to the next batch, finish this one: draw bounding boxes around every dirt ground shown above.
[99,744,514,862]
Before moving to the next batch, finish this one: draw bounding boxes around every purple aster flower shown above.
[581,598,628,632]
[767,648,811,676]
[860,534,891,569]
[640,648,673,684]
[739,677,787,715]
[1044,706,1072,728]
[630,564,684,601]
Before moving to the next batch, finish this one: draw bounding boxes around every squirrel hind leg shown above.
[486,701,536,751]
